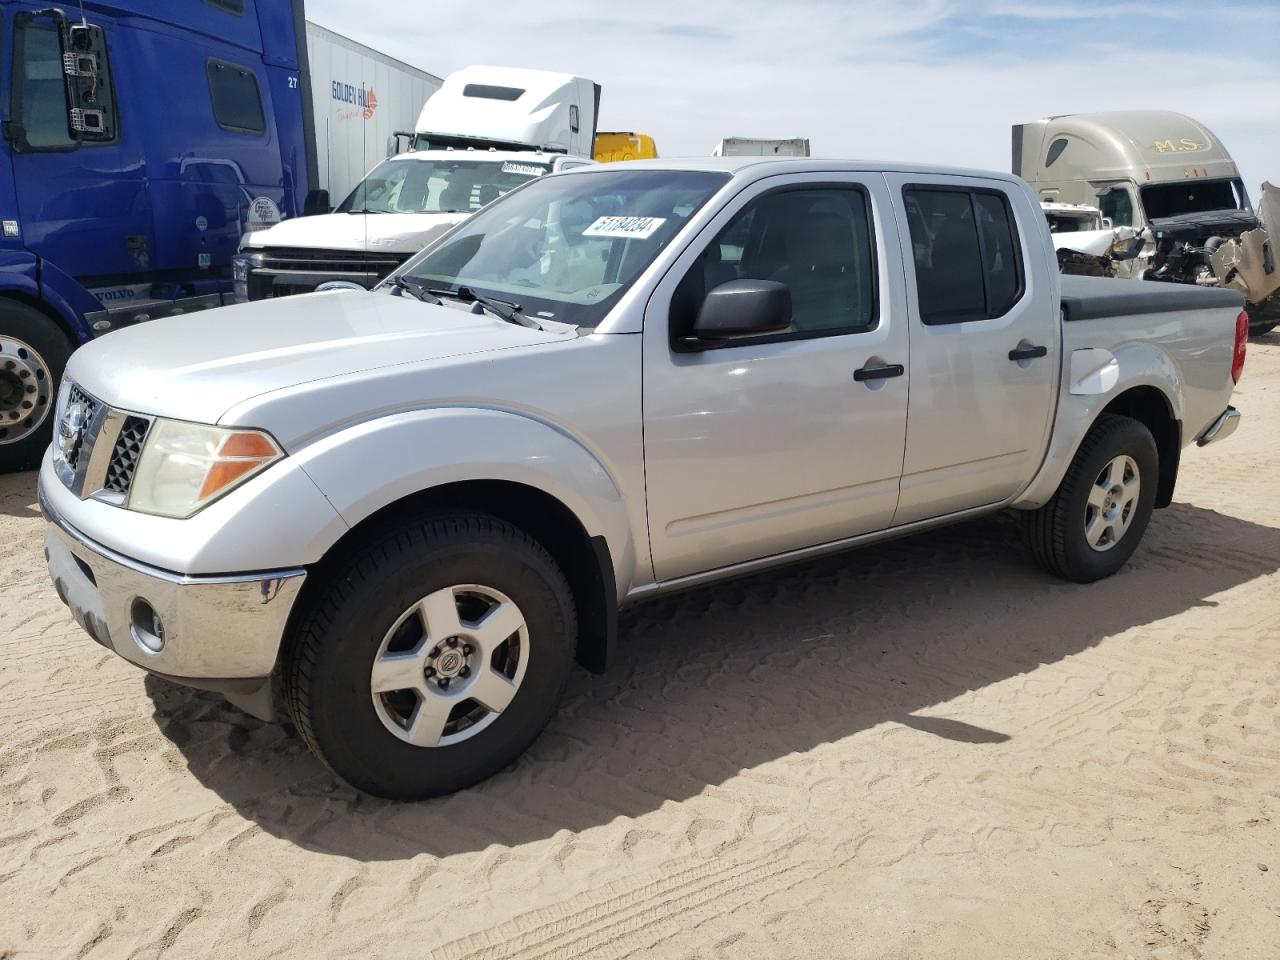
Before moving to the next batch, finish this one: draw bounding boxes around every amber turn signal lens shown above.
[219,432,279,458]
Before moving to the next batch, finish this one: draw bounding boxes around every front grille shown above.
[55,380,152,504]
[103,416,150,494]
[247,247,412,301]
[63,384,100,473]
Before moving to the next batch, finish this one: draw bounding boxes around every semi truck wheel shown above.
[0,301,71,473]
[1023,414,1158,584]
[284,512,577,800]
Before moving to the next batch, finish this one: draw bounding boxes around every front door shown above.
[643,173,910,582]
[884,174,1059,525]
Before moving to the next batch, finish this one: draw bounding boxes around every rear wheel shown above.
[1024,414,1158,583]
[284,512,577,800]
[0,301,70,473]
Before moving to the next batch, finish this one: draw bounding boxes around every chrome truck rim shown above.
[0,336,52,445]
[370,584,529,747]
[1084,455,1140,552]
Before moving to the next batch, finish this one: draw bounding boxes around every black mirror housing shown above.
[692,279,792,341]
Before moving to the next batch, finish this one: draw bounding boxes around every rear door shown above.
[884,174,1058,525]
[643,173,910,581]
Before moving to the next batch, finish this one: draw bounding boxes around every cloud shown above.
[304,0,1280,191]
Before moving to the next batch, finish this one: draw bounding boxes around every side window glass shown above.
[1099,187,1134,227]
[676,187,877,340]
[904,189,986,324]
[904,187,1024,325]
[974,193,1021,317]
[207,60,265,134]
[15,23,75,150]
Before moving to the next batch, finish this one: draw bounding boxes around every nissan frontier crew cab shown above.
[40,158,1248,800]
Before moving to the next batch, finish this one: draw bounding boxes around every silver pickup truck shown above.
[39,158,1248,799]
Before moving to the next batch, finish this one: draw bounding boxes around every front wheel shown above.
[283,512,577,800]
[1023,414,1158,583]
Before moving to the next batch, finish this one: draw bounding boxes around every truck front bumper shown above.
[41,486,306,718]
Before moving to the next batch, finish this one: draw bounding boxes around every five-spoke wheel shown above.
[371,585,530,747]
[284,513,576,800]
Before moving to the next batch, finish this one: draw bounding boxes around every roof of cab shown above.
[561,156,1026,185]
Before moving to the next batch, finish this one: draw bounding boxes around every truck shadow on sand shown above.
[145,500,1280,860]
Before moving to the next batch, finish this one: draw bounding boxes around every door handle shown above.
[1008,344,1048,362]
[853,363,905,382]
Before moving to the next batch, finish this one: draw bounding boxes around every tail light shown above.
[1232,310,1248,384]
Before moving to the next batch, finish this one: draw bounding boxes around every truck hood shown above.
[243,211,470,255]
[66,290,574,427]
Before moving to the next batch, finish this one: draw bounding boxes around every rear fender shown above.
[1013,341,1181,509]
[294,407,637,599]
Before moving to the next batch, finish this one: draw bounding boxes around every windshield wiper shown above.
[426,285,542,329]
[390,276,442,304]
[345,208,389,214]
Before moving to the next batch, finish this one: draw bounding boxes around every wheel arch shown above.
[1015,370,1182,511]
[291,479,619,675]
[1096,385,1181,508]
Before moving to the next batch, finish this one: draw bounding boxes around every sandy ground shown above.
[3,339,1280,960]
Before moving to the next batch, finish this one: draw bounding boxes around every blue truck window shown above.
[13,23,75,151]
[206,60,265,134]
[204,0,246,13]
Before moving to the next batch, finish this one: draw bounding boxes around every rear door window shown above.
[903,187,1024,325]
[207,59,265,134]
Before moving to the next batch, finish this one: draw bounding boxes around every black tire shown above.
[0,300,72,473]
[1023,414,1159,583]
[283,512,577,800]
[1248,295,1280,337]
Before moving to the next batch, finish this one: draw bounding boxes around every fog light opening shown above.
[130,598,166,653]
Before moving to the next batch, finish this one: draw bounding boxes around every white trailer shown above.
[304,21,442,205]
[712,137,811,157]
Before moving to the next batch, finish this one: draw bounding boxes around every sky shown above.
[306,0,1280,193]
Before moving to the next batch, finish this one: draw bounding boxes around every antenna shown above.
[77,0,88,27]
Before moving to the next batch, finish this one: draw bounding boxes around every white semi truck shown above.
[234,66,598,302]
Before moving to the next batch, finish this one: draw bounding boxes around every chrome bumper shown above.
[1197,405,1241,447]
[41,486,306,711]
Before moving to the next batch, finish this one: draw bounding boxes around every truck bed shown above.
[1060,274,1244,323]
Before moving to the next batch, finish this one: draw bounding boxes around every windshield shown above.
[397,169,729,328]
[337,157,552,215]
[1140,178,1247,220]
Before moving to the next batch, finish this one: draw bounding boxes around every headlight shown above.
[128,420,282,518]
[231,252,263,303]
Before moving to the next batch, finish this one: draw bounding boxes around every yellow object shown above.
[593,132,659,163]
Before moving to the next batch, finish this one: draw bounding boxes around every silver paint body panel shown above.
[40,156,1243,683]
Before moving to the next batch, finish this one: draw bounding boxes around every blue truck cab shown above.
[0,0,318,470]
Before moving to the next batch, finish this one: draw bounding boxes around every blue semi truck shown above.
[0,0,324,471]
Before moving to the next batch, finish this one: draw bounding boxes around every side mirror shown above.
[63,22,115,142]
[303,189,331,216]
[386,131,413,157]
[689,280,792,344]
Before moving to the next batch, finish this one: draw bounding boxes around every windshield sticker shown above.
[582,216,667,240]
[502,162,547,177]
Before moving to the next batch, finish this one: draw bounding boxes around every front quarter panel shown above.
[294,408,638,600]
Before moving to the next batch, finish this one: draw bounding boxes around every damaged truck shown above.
[1015,110,1279,335]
